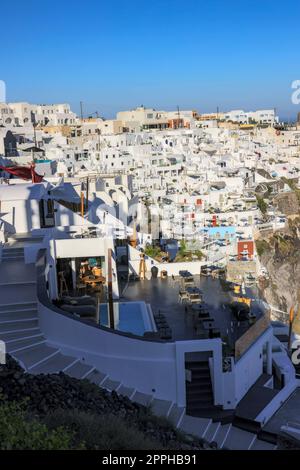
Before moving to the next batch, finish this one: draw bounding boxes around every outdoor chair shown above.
[159,327,172,340]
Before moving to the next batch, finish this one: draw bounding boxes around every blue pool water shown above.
[99,302,150,336]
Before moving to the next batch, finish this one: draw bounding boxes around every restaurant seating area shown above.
[57,257,106,299]
[79,259,106,293]
[153,311,173,340]
[177,271,221,339]
[121,273,261,345]
[55,256,107,322]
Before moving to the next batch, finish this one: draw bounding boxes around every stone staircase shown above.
[2,246,25,261]
[0,246,278,450]
[185,359,214,416]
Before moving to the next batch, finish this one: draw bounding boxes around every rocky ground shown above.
[257,215,300,319]
[0,356,215,450]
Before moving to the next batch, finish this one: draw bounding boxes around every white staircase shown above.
[2,247,24,262]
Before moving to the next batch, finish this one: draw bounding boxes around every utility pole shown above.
[32,113,37,163]
[177,105,181,129]
[288,304,296,351]
[80,191,84,217]
[107,248,115,329]
[85,176,89,211]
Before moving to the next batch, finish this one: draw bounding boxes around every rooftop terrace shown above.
[121,275,264,347]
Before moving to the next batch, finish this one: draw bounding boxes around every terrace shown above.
[120,274,264,350]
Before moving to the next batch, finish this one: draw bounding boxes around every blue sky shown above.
[1,0,300,118]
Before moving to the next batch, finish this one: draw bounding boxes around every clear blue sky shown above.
[1,0,300,119]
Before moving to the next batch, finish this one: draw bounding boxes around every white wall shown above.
[54,202,89,227]
[234,328,272,403]
[0,199,41,234]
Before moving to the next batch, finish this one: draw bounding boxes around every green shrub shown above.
[255,239,270,257]
[144,246,163,260]
[43,409,162,450]
[0,400,74,450]
[194,250,204,260]
[256,195,268,214]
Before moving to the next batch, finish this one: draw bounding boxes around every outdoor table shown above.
[82,275,106,288]
[202,318,215,330]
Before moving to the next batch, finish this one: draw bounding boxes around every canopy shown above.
[0,164,43,183]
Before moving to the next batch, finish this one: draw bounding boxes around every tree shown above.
[256,195,268,215]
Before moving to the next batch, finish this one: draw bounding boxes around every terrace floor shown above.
[263,388,300,435]
[121,275,263,344]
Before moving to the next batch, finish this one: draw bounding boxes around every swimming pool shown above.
[99,301,154,336]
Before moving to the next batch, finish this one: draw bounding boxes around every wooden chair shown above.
[58,271,69,297]
[76,282,87,296]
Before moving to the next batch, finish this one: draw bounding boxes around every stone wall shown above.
[226,260,257,284]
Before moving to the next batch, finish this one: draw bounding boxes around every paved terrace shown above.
[263,388,300,435]
[121,275,263,345]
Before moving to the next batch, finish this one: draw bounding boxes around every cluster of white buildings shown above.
[0,101,299,449]
[0,102,77,126]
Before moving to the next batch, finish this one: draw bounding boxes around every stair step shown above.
[223,426,256,450]
[3,245,24,250]
[186,403,214,413]
[0,310,38,322]
[203,421,221,442]
[151,398,173,417]
[168,404,185,427]
[65,361,94,379]
[13,343,59,370]
[0,330,42,343]
[186,394,214,404]
[7,233,43,241]
[6,335,45,353]
[191,370,211,379]
[117,385,135,399]
[0,302,37,313]
[30,353,76,375]
[132,391,153,407]
[85,369,107,385]
[179,414,211,439]
[3,248,24,251]
[214,423,232,449]
[186,362,210,371]
[101,377,121,392]
[257,429,277,444]
[186,383,212,392]
[0,319,39,333]
[250,438,276,450]
[233,416,262,434]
